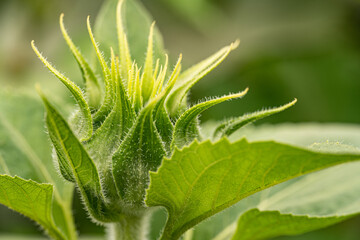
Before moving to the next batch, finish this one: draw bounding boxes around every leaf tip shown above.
[285,98,297,109]
[86,15,92,30]
[59,13,65,30]
[31,40,44,62]
[235,87,249,98]
[231,39,240,50]
[30,40,36,50]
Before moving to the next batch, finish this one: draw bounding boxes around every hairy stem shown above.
[107,213,150,240]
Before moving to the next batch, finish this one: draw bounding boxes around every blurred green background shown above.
[0,0,359,239]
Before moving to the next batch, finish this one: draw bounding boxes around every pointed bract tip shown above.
[59,14,66,31]
[30,40,38,53]
[287,98,298,107]
[117,0,124,15]
[231,39,240,49]
[233,87,249,98]
[278,98,297,111]
[147,21,155,42]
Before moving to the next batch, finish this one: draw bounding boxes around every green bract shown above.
[0,0,359,240]
[32,0,295,223]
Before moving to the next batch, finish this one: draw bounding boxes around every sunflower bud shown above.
[32,0,244,223]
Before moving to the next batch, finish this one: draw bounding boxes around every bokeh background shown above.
[0,0,359,239]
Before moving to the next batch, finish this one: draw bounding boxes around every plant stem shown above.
[107,213,150,240]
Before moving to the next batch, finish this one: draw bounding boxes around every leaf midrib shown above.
[163,145,360,239]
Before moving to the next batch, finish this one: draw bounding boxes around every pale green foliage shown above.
[146,139,360,239]
[0,0,359,240]
[0,175,65,240]
[188,124,360,240]
[0,91,76,240]
[231,209,351,240]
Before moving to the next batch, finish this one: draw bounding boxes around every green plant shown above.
[1,0,360,239]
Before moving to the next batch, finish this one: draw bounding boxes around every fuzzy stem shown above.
[107,213,150,240]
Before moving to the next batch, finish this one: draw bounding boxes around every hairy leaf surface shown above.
[190,124,360,240]
[60,14,101,110]
[0,91,76,239]
[31,42,93,141]
[0,175,66,240]
[112,100,166,206]
[172,90,248,148]
[146,138,360,240]
[39,93,112,222]
[213,99,297,138]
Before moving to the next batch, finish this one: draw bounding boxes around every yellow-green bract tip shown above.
[288,98,297,106]
[232,87,249,99]
[231,39,240,50]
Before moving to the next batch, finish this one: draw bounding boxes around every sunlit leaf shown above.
[146,138,360,240]
[0,175,66,240]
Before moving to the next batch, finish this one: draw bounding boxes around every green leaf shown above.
[59,14,101,110]
[228,142,360,240]
[0,91,53,181]
[31,42,93,141]
[229,163,360,240]
[0,175,66,240]
[191,124,360,240]
[231,209,351,240]
[213,98,297,139]
[146,138,360,240]
[226,123,360,148]
[38,91,113,222]
[166,41,239,116]
[0,90,77,240]
[95,0,166,66]
[112,100,166,206]
[172,89,248,149]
